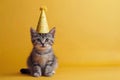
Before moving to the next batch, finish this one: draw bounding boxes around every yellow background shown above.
[0,0,120,80]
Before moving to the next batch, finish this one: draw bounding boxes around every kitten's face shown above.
[30,27,55,50]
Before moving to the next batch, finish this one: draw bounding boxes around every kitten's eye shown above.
[45,38,49,42]
[37,38,40,41]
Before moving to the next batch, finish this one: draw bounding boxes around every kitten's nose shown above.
[41,44,45,47]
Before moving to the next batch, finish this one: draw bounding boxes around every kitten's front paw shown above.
[44,73,53,77]
[33,72,41,77]
[44,71,55,77]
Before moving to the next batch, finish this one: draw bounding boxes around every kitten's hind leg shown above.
[32,64,42,77]
[44,60,58,77]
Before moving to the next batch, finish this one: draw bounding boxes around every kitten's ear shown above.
[30,28,38,37]
[49,27,56,38]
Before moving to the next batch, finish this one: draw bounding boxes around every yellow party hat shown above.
[36,7,49,33]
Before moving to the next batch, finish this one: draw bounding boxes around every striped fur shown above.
[20,27,58,77]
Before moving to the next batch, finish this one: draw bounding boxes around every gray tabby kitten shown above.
[20,27,58,77]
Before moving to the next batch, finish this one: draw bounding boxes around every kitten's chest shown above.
[33,53,50,66]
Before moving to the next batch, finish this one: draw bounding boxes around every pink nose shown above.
[42,44,45,47]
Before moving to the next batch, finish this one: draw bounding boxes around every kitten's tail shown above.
[20,68,30,74]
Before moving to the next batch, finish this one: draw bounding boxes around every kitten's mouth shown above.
[41,46,46,49]
[39,46,47,49]
[35,45,47,50]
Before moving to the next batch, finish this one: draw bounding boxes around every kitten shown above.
[20,27,58,77]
